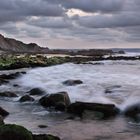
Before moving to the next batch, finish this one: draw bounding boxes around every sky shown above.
[0,0,140,49]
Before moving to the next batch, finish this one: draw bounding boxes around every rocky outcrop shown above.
[0,92,18,98]
[0,124,33,140]
[124,103,140,118]
[0,107,9,117]
[67,102,120,119]
[33,134,60,140]
[0,34,49,53]
[39,92,71,111]
[27,88,45,96]
[0,116,4,125]
[19,95,35,102]
[0,124,61,140]
[62,80,83,86]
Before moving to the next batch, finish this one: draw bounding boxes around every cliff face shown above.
[0,34,48,53]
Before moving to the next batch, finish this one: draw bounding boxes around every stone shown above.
[0,116,4,125]
[124,103,140,118]
[67,102,119,119]
[0,107,9,117]
[39,92,71,111]
[38,125,48,128]
[63,80,83,86]
[0,92,18,97]
[33,134,60,140]
[28,88,45,96]
[19,95,35,102]
[0,124,33,140]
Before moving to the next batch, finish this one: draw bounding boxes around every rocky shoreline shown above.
[0,54,140,70]
[0,54,140,139]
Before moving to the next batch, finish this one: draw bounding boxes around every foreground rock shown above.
[124,103,140,119]
[0,124,61,140]
[33,134,60,140]
[0,72,23,80]
[0,116,4,125]
[63,80,83,86]
[0,107,9,117]
[39,92,71,111]
[0,92,18,98]
[67,102,120,119]
[19,95,35,102]
[0,124,33,140]
[28,88,45,96]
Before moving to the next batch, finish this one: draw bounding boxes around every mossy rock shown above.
[0,124,33,140]
[33,134,60,140]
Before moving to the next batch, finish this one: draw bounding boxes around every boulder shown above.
[39,92,71,111]
[0,72,21,80]
[67,102,119,119]
[124,103,140,118]
[0,124,33,140]
[0,107,9,117]
[33,134,60,140]
[28,88,45,96]
[19,95,35,102]
[82,110,104,120]
[0,92,18,98]
[62,80,83,86]
[0,116,4,125]
[0,78,8,85]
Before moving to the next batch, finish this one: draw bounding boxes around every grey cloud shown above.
[0,0,64,23]
[28,17,73,29]
[77,13,140,28]
[47,0,124,13]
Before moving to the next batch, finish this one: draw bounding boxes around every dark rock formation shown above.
[0,34,49,53]
[124,103,140,120]
[0,124,33,140]
[67,102,119,119]
[0,107,9,117]
[39,92,71,111]
[19,95,35,102]
[28,88,45,96]
[33,134,60,140]
[0,116,4,125]
[63,80,83,86]
[0,92,18,98]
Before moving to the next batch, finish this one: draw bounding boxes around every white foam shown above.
[15,60,140,109]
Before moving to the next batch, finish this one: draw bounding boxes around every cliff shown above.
[0,34,48,53]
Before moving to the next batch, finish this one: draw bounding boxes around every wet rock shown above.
[105,85,122,94]
[39,92,71,111]
[0,124,33,140]
[0,116,4,125]
[28,88,45,96]
[67,102,119,119]
[38,125,48,128]
[13,84,19,87]
[33,134,60,140]
[0,72,21,80]
[62,80,83,86]
[0,78,8,85]
[124,103,140,118]
[0,107,9,117]
[19,95,35,102]
[82,110,104,120]
[0,92,18,97]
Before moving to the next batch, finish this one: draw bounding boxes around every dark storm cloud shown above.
[0,0,64,23]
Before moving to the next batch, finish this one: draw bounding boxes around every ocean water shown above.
[0,56,140,139]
